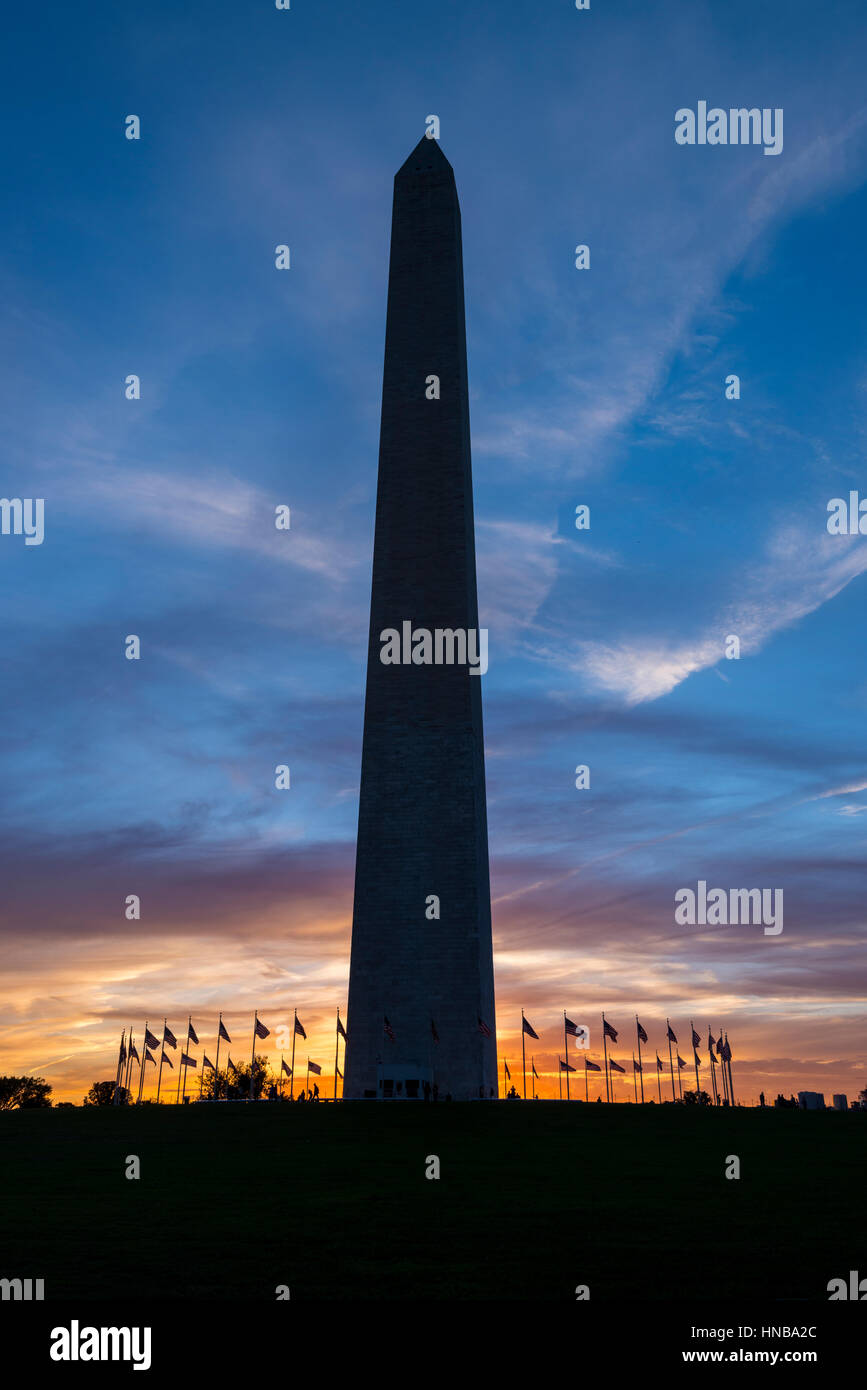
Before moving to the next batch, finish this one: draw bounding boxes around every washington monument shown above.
[343,135,498,1101]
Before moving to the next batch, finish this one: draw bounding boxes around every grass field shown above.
[1,1101,863,1301]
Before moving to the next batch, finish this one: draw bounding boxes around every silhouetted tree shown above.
[83,1080,121,1106]
[199,1055,272,1101]
[0,1075,53,1109]
[682,1089,712,1106]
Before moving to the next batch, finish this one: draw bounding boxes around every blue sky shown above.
[2,0,866,1099]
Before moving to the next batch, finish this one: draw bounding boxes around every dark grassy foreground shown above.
[1,1102,863,1301]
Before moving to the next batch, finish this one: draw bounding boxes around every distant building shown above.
[832,1094,848,1111]
[798,1091,826,1110]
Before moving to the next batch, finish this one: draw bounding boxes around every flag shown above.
[188,1023,199,1046]
[295,1016,307,1040]
[181,1053,197,1068]
[281,1060,292,1076]
[633,1058,642,1073]
[585,1058,601,1071]
[715,1034,724,1055]
[691,1027,701,1047]
[564,1017,580,1036]
[677,1055,686,1069]
[119,1040,127,1064]
[337,1016,347,1040]
[477,1016,492,1037]
[710,1048,718,1065]
[431,1018,439,1045]
[129,1043,139,1062]
[163,1026,178,1048]
[636,1020,648,1043]
[144,1028,158,1049]
[667,1024,678,1043]
[603,1018,618,1042]
[693,1051,702,1067]
[522,1015,539,1039]
[337,1067,342,1079]
[532,1061,539,1078]
[656,1055,664,1071]
[504,1061,511,1080]
[383,1016,395,1042]
[145,1048,156,1066]
[161,1051,173,1068]
[709,1029,717,1050]
[609,1058,625,1073]
[203,1055,214,1069]
[308,1061,322,1075]
[227,1058,236,1073]
[254,1017,270,1039]
[723,1038,732,1061]
[559,1059,576,1072]
[218,1019,231,1043]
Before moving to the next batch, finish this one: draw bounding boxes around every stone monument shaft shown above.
[343,136,497,1100]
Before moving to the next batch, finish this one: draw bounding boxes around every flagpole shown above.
[334,1009,340,1101]
[666,1019,676,1101]
[175,1020,186,1105]
[601,1013,611,1103]
[719,1027,729,1104]
[726,1034,735,1105]
[503,1058,508,1094]
[214,1014,223,1100]
[156,1021,166,1103]
[181,1016,192,1105]
[632,1054,637,1103]
[112,1030,125,1104]
[558,1060,561,1100]
[521,1010,527,1099]
[290,1010,298,1099]
[709,1046,719,1105]
[532,1059,536,1100]
[563,1014,570,1100]
[123,1028,134,1100]
[584,1060,589,1103]
[656,1057,662,1104]
[677,1056,683,1099]
[305,1060,310,1097]
[250,1012,258,1102]
[137,1022,149,1104]
[636,1016,645,1102]
[691,1019,700,1097]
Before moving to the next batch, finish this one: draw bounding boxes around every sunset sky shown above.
[2,0,866,1104]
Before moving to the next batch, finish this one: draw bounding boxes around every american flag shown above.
[218,1019,231,1043]
[504,1061,511,1080]
[522,1015,539,1040]
[691,1028,701,1047]
[532,1061,539,1078]
[656,1054,664,1071]
[564,1017,580,1036]
[144,1028,159,1049]
[383,1016,395,1042]
[281,1060,292,1076]
[188,1023,199,1046]
[585,1058,601,1071]
[337,1016,347,1040]
[559,1058,576,1072]
[254,1017,270,1040]
[477,1016,491,1037]
[163,1026,178,1048]
[295,1015,307,1040]
[636,1020,648,1043]
[161,1051,173,1069]
[129,1043,139,1062]
[677,1055,687,1069]
[308,1061,322,1075]
[144,1048,156,1066]
[181,1053,197,1068]
[203,1055,214,1069]
[603,1018,618,1042]
[609,1058,625,1073]
[667,1024,678,1043]
[633,1057,642,1072]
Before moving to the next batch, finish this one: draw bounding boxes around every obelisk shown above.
[343,135,498,1101]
